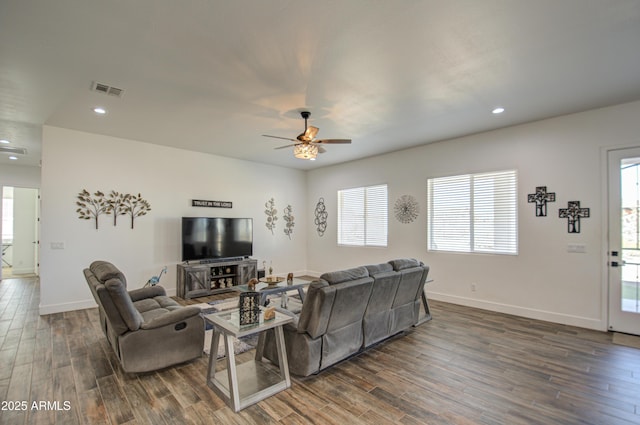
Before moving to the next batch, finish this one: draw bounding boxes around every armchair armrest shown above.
[129,285,166,302]
[140,306,201,330]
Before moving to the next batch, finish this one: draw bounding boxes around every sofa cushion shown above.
[364,263,393,276]
[90,260,127,286]
[320,266,369,285]
[389,258,421,271]
[105,278,144,331]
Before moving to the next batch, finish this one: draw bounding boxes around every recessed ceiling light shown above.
[0,139,9,144]
[9,156,18,160]
[93,107,107,115]
[492,107,505,114]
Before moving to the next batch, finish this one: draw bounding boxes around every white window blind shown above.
[428,170,517,255]
[338,184,388,247]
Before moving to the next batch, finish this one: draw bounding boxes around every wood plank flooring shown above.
[2,277,640,424]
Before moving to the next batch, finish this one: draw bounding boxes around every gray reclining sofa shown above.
[84,261,204,373]
[263,258,429,376]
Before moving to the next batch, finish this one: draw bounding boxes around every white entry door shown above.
[608,147,640,335]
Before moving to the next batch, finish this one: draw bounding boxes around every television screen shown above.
[181,217,253,262]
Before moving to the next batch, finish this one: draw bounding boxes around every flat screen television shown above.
[181,217,253,262]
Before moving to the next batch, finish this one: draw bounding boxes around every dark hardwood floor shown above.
[2,276,640,424]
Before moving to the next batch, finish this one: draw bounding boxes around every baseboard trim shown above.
[39,299,97,316]
[426,291,605,331]
[11,267,36,275]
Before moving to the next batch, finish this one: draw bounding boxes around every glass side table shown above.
[203,307,293,412]
[232,277,310,306]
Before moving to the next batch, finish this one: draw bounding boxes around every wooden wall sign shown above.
[191,199,232,208]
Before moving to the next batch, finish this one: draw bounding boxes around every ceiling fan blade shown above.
[275,143,299,150]
[307,126,319,140]
[297,126,319,142]
[262,134,296,142]
[314,139,352,144]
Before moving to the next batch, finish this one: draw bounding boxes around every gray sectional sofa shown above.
[262,258,429,376]
[84,261,204,373]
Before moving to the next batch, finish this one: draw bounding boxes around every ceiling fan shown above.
[262,111,351,160]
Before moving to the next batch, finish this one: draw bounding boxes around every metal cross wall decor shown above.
[527,186,556,217]
[559,201,590,233]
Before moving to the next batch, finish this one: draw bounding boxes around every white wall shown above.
[39,126,307,314]
[307,100,640,331]
[0,164,41,188]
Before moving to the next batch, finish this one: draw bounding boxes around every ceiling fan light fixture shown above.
[294,144,318,160]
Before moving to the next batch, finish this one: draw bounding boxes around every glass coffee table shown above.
[232,277,310,306]
[204,307,293,412]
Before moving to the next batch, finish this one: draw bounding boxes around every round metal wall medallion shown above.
[394,195,419,224]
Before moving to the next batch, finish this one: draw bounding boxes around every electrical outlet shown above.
[471,282,477,292]
[567,243,586,253]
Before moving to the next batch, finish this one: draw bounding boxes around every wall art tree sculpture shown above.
[122,193,152,229]
[76,189,151,229]
[283,204,294,239]
[76,190,109,229]
[264,198,277,234]
[107,190,128,226]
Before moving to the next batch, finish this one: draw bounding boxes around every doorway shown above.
[1,186,39,279]
[608,147,640,335]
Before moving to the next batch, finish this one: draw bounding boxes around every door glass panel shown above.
[621,159,640,313]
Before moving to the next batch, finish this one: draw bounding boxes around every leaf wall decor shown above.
[283,204,294,239]
[76,189,151,230]
[107,190,127,226]
[122,193,152,229]
[76,189,109,229]
[265,198,277,234]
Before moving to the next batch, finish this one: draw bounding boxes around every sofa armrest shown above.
[283,318,300,331]
[140,306,201,330]
[274,308,300,328]
[129,285,167,302]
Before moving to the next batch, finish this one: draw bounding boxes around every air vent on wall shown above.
[0,146,27,155]
[91,81,124,98]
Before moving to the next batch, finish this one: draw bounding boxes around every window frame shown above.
[427,170,518,255]
[337,184,388,247]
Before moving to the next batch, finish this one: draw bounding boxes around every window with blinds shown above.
[427,170,517,255]
[338,184,388,247]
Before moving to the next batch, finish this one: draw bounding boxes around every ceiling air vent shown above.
[0,146,27,155]
[91,81,124,98]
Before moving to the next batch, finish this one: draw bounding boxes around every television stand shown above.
[177,258,257,299]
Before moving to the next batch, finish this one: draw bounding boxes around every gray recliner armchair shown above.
[84,261,204,373]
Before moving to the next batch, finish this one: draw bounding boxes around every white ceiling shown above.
[1,0,640,170]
